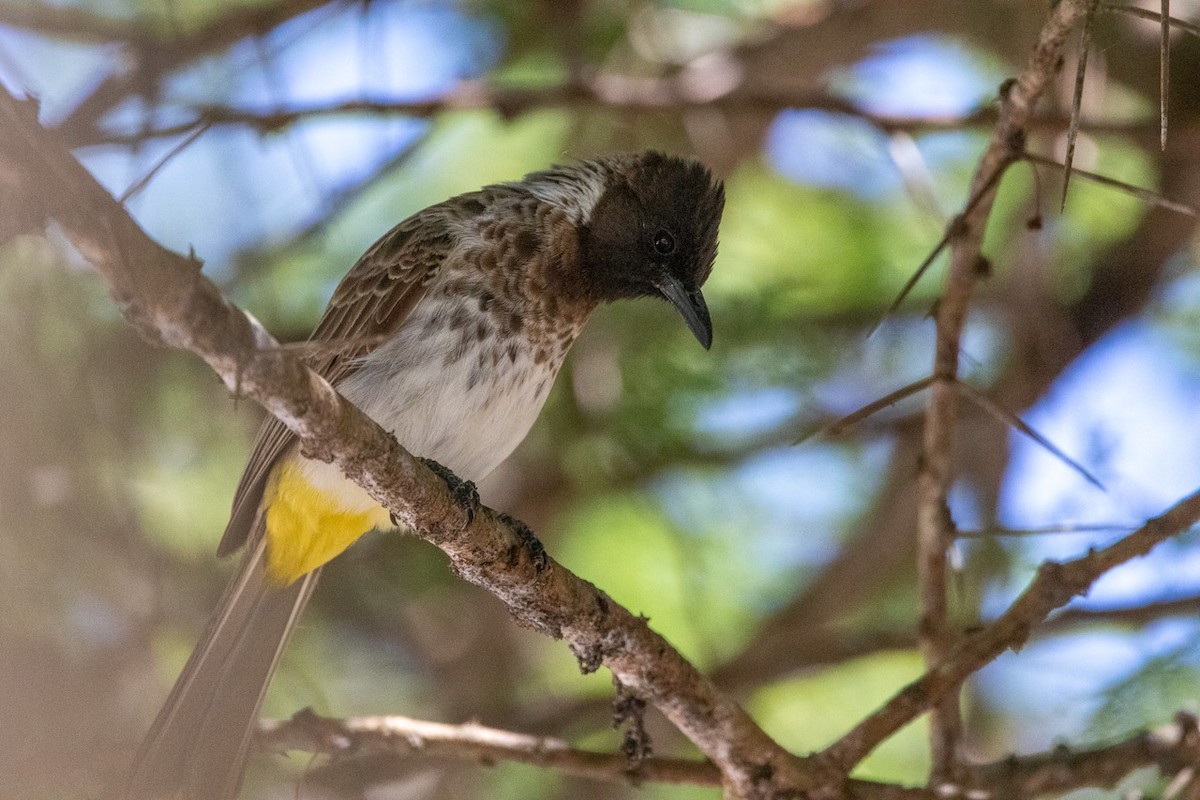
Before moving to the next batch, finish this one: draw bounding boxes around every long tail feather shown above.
[123,539,320,800]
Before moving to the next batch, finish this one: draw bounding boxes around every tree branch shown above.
[912,0,1090,781]
[35,0,340,142]
[966,712,1200,797]
[262,707,1200,800]
[0,87,818,800]
[820,488,1200,773]
[259,708,722,787]
[711,33,1200,700]
[0,0,336,46]
[65,85,1157,149]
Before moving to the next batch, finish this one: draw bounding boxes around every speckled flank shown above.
[336,218,592,484]
[267,185,600,574]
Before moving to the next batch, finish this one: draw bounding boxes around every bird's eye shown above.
[652,229,676,257]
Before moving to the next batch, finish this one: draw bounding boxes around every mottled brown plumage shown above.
[124,151,724,800]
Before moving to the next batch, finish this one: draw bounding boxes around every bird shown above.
[122,150,725,799]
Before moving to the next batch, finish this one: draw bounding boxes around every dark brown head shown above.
[571,152,725,348]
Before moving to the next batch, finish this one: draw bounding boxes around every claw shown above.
[497,511,547,572]
[418,457,479,525]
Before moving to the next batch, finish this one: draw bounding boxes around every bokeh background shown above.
[2,1,1200,798]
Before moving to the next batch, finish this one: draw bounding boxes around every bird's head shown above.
[574,151,725,349]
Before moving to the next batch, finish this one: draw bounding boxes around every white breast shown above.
[293,293,570,514]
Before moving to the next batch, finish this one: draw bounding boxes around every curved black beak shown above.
[656,274,712,349]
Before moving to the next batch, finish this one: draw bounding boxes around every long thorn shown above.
[1162,0,1170,150]
[1100,3,1200,37]
[794,375,935,445]
[956,380,1106,491]
[1062,0,1099,211]
[868,163,1010,338]
[117,123,211,204]
[1026,152,1196,215]
[956,523,1135,539]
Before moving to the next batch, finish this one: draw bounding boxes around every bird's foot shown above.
[497,511,548,572]
[419,457,479,524]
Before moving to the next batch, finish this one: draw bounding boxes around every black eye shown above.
[652,229,675,257]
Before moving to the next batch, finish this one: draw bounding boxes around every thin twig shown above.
[1065,0,1099,211]
[795,376,933,444]
[965,712,1200,797]
[52,0,337,142]
[1048,594,1200,630]
[1161,0,1170,150]
[117,123,211,204]
[955,380,1105,490]
[1062,0,1099,211]
[258,709,722,787]
[910,0,1096,783]
[1026,151,1197,215]
[1101,3,1200,37]
[60,88,1160,149]
[867,163,1010,339]
[821,488,1200,773]
[956,522,1133,538]
[258,707,1200,799]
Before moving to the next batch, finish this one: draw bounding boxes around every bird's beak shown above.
[656,274,713,349]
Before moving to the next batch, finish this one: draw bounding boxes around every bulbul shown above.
[123,150,725,800]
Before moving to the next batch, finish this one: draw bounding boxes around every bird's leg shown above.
[613,677,652,768]
[496,511,548,572]
[418,457,479,524]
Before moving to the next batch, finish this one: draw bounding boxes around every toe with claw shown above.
[419,457,479,525]
[498,511,548,572]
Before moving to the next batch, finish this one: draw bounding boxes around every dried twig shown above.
[117,123,211,204]
[955,380,1104,490]
[1161,0,1171,150]
[1026,151,1197,215]
[967,712,1200,797]
[868,164,1009,339]
[260,708,1200,800]
[1102,3,1200,37]
[911,0,1096,782]
[956,522,1132,538]
[258,709,722,787]
[54,86,1158,149]
[795,376,933,444]
[1062,0,1100,211]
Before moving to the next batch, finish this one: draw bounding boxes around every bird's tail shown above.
[123,539,319,800]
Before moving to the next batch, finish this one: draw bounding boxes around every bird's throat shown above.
[261,459,393,585]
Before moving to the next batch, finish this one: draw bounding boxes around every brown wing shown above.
[216,206,463,556]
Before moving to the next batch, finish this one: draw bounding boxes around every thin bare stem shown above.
[908,0,1096,783]
[117,123,210,204]
[955,380,1105,490]
[795,376,934,444]
[258,707,1200,799]
[956,522,1133,538]
[1161,0,1171,150]
[1101,3,1200,37]
[1062,0,1100,211]
[1027,152,1197,214]
[258,709,723,787]
[868,163,1010,339]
